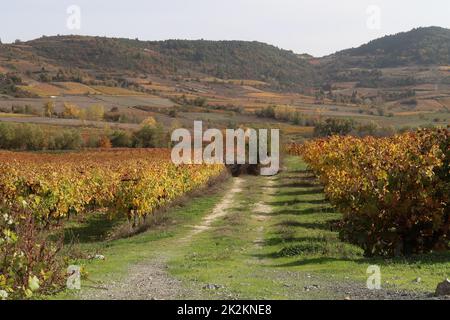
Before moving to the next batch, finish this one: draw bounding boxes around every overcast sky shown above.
[1,0,449,57]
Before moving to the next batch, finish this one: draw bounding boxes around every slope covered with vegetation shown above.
[1,27,449,91]
[337,27,450,68]
[22,36,316,89]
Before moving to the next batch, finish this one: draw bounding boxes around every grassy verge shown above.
[260,157,449,293]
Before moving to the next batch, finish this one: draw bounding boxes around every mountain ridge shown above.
[1,26,449,91]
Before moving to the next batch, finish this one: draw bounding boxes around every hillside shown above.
[1,27,449,92]
[318,27,450,87]
[19,36,316,89]
[336,26,450,68]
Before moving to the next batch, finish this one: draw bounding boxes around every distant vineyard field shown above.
[91,86,146,96]
[18,82,100,97]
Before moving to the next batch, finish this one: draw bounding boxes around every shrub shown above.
[140,116,157,128]
[0,204,65,299]
[133,124,166,148]
[314,118,355,137]
[43,101,55,118]
[98,136,112,148]
[0,123,86,151]
[0,123,46,150]
[301,128,449,256]
[85,104,105,121]
[110,130,132,147]
[49,130,82,150]
[62,103,81,119]
[255,105,275,119]
[84,133,101,148]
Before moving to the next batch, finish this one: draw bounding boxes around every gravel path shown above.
[181,178,244,242]
[82,257,195,300]
[81,178,244,300]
